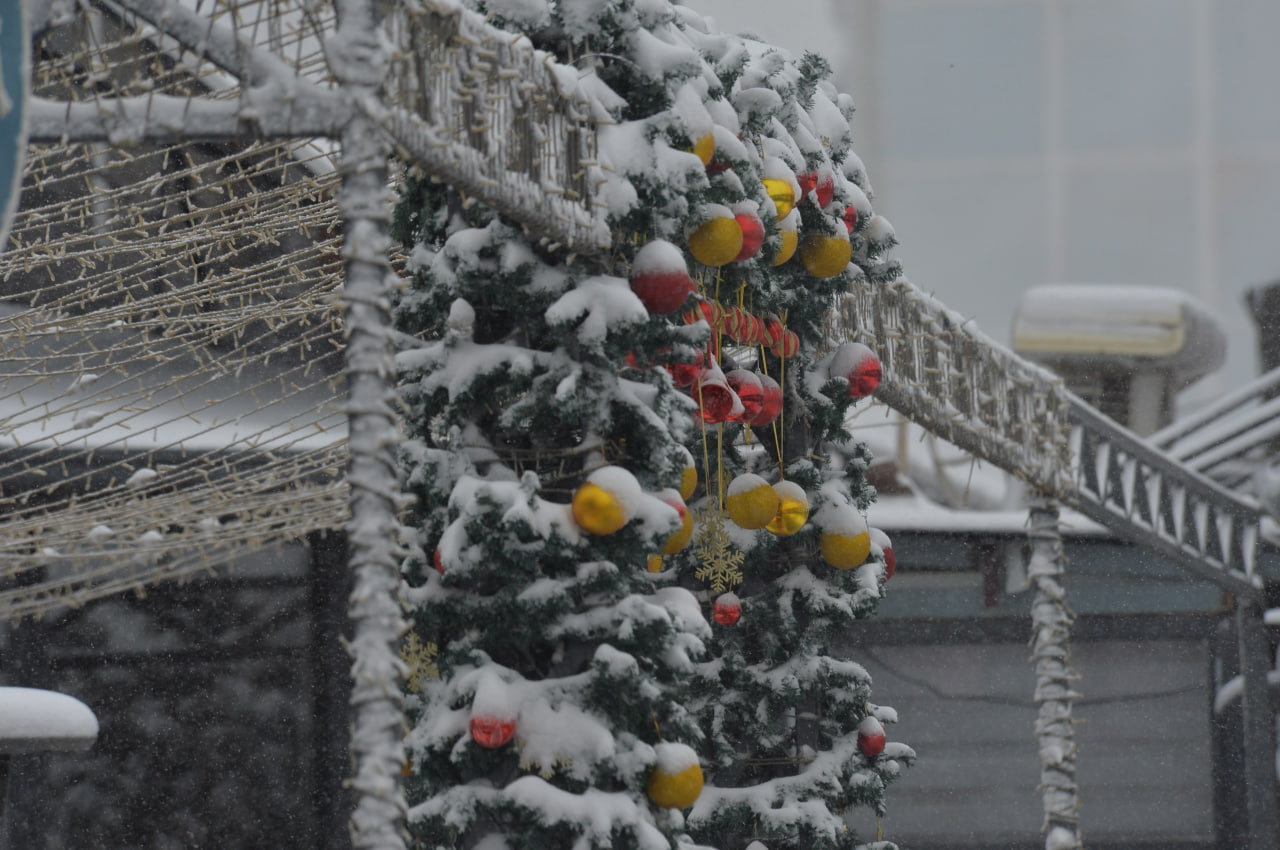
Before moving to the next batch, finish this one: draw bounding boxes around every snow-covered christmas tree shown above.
[393,1,913,848]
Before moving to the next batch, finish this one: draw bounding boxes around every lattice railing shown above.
[838,275,1266,601]
[838,276,1076,501]
[382,1,609,253]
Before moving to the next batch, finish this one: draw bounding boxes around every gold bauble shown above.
[765,481,810,536]
[762,178,795,219]
[661,507,694,555]
[688,217,743,267]
[725,473,781,530]
[820,529,872,570]
[647,746,704,809]
[679,462,697,502]
[571,481,628,535]
[800,232,852,278]
[773,229,798,266]
[647,554,664,573]
[692,133,715,167]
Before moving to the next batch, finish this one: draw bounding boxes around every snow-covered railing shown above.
[839,277,1076,500]
[382,1,611,253]
[1067,401,1263,600]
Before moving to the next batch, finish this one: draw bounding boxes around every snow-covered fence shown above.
[382,1,610,253]
[838,277,1076,500]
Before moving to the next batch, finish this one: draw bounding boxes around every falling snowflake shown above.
[401,631,438,693]
[693,505,744,593]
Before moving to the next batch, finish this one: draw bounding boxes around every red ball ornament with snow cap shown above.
[666,347,704,388]
[857,715,886,758]
[733,207,765,262]
[870,527,896,580]
[829,341,882,399]
[748,373,783,427]
[814,164,836,208]
[713,592,741,626]
[469,671,516,749]
[629,240,695,315]
[725,369,764,423]
[842,204,859,234]
[694,360,741,424]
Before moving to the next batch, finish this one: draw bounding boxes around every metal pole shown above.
[1236,597,1278,850]
[330,1,407,847]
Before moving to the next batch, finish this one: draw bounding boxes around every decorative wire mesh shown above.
[2,1,349,619]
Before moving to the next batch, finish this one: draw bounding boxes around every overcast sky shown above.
[679,0,844,64]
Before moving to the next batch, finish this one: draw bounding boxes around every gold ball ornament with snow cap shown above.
[799,231,852,278]
[657,489,694,555]
[688,205,743,267]
[678,446,698,501]
[725,473,781,530]
[765,481,810,536]
[762,178,795,220]
[692,133,715,167]
[819,505,872,570]
[571,466,639,536]
[647,742,704,809]
[773,210,799,267]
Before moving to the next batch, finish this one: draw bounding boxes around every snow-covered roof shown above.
[1012,283,1227,383]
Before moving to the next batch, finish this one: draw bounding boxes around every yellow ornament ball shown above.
[774,229,798,267]
[762,178,795,219]
[647,554,664,573]
[660,493,694,555]
[572,482,628,535]
[692,133,715,167]
[647,743,704,809]
[688,215,743,267]
[819,507,871,570]
[765,481,810,536]
[800,232,852,278]
[725,473,781,530]
[678,448,698,501]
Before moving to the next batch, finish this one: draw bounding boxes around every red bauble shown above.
[797,171,816,199]
[763,314,786,349]
[815,165,836,208]
[870,528,895,580]
[666,347,705,388]
[774,330,800,359]
[725,369,764,423]
[433,549,445,574]
[470,715,516,749]
[712,592,741,626]
[733,212,765,262]
[722,305,748,342]
[748,373,783,427]
[842,205,859,234]
[857,716,886,758]
[829,342,882,399]
[694,365,738,424]
[630,240,695,314]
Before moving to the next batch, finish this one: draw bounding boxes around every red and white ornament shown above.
[713,592,741,626]
[870,527,895,580]
[842,204,859,234]
[828,341,882,399]
[748,373,783,427]
[469,671,517,749]
[726,369,764,423]
[630,240,695,314]
[666,346,705,388]
[693,359,742,424]
[857,715,886,758]
[733,203,765,262]
[814,163,836,208]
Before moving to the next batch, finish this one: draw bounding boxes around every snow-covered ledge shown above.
[0,687,98,754]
